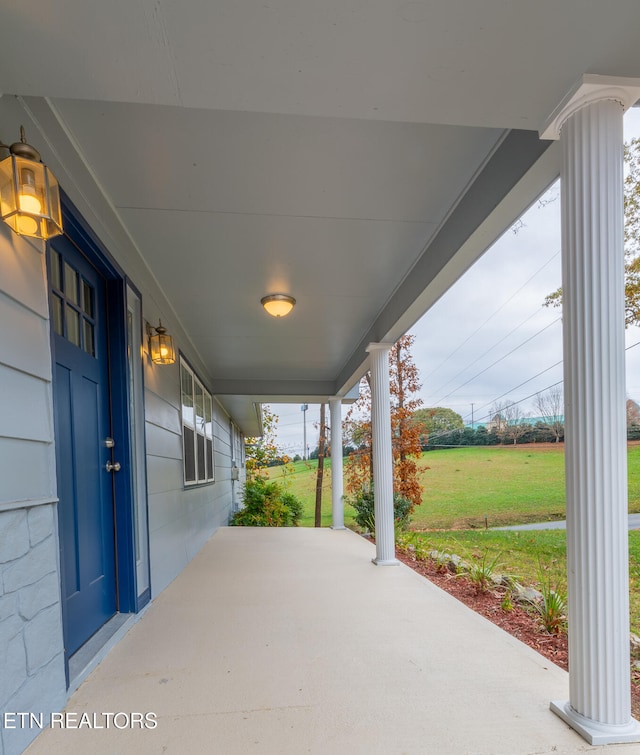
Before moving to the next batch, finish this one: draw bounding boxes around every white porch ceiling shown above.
[1,1,639,434]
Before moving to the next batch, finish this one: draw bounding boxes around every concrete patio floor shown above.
[25,527,638,754]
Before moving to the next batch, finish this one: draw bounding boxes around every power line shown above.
[464,381,563,426]
[458,338,640,426]
[271,341,640,443]
[428,306,555,400]
[421,250,560,383]
[472,361,563,417]
[432,317,561,405]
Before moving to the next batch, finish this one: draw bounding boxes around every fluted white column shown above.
[367,343,398,565]
[329,398,345,530]
[542,75,640,745]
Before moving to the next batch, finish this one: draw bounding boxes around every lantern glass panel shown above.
[0,155,18,223]
[44,167,63,236]
[0,154,63,240]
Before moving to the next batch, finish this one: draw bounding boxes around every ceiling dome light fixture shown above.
[0,126,63,240]
[261,293,296,317]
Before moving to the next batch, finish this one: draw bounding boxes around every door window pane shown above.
[64,262,79,305]
[52,294,64,336]
[51,250,62,290]
[82,280,94,317]
[66,305,80,346]
[83,320,95,356]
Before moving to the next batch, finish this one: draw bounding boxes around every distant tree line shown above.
[421,394,640,449]
[276,393,640,466]
[422,421,564,449]
[301,396,640,456]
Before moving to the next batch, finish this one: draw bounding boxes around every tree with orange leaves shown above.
[344,334,424,511]
[390,335,424,508]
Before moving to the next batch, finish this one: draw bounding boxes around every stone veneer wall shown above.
[0,504,66,755]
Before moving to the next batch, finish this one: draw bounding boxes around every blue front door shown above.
[50,234,117,656]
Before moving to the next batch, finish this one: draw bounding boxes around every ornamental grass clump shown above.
[232,476,303,527]
[462,549,503,593]
[535,562,568,634]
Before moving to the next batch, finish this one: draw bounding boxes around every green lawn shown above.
[415,445,567,529]
[266,443,640,530]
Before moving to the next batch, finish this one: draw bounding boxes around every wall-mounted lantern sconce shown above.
[147,320,176,365]
[0,126,63,240]
[261,293,296,317]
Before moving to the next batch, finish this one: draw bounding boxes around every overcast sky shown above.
[271,109,640,457]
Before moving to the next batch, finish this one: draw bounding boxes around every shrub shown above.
[350,487,412,534]
[231,477,303,527]
[280,490,303,524]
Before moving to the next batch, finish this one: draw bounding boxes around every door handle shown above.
[106,461,121,473]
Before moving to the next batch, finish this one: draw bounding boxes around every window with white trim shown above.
[232,422,245,466]
[180,357,215,485]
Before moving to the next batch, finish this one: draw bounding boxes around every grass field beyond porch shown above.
[267,444,640,530]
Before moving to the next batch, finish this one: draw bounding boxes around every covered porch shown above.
[25,526,636,755]
[2,3,640,750]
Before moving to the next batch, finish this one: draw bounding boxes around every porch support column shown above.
[542,75,640,745]
[366,343,398,566]
[329,398,345,530]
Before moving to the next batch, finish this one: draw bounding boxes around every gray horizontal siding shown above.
[0,218,65,754]
[0,439,54,507]
[145,454,183,496]
[0,231,57,510]
[145,420,182,460]
[0,294,52,381]
[0,235,49,318]
[143,348,236,597]
[144,389,181,435]
[0,365,52,443]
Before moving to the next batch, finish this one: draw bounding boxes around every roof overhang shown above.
[1,2,639,437]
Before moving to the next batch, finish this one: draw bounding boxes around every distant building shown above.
[467,415,565,431]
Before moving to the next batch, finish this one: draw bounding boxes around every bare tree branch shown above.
[534,386,564,443]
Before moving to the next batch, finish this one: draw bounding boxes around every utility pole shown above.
[301,403,308,459]
[315,403,327,527]
[471,403,475,428]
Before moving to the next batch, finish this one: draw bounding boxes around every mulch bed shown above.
[396,547,640,719]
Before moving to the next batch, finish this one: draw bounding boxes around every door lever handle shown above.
[106,461,121,472]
